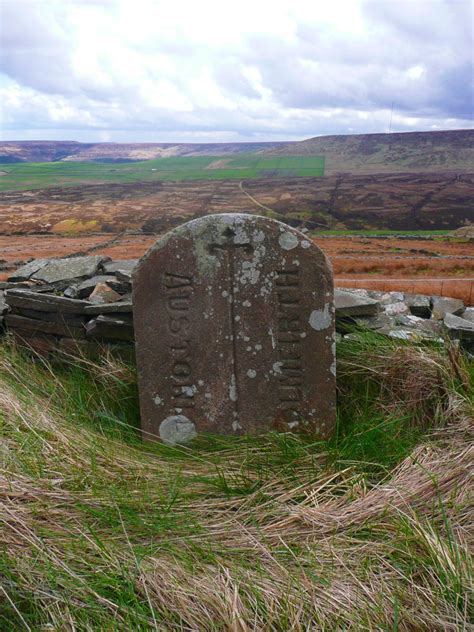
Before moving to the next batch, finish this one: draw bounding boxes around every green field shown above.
[0,155,325,191]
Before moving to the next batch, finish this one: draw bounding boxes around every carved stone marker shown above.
[133,214,335,444]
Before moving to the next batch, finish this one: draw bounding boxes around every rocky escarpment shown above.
[1,256,473,360]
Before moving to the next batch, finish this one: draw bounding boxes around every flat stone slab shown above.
[86,315,135,341]
[31,256,110,284]
[460,307,474,323]
[133,213,336,443]
[0,291,7,316]
[83,299,133,314]
[64,275,116,299]
[5,313,85,338]
[334,289,379,317]
[8,259,50,282]
[9,307,86,327]
[4,289,89,313]
[431,296,464,320]
[405,294,431,318]
[444,313,474,341]
[103,259,138,274]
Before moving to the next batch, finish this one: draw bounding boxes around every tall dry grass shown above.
[0,336,472,630]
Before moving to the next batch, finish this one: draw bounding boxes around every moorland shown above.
[0,129,472,291]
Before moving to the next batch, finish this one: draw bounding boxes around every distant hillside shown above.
[260,129,474,175]
[0,140,287,163]
[1,129,472,175]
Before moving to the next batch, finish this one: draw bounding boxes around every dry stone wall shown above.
[1,256,473,360]
[0,256,137,360]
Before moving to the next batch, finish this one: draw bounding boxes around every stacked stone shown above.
[1,256,473,359]
[335,289,474,350]
[0,256,137,360]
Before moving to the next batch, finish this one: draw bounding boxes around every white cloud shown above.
[0,0,472,141]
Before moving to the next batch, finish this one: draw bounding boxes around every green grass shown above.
[0,154,325,191]
[0,334,472,629]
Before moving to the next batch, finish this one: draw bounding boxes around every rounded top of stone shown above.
[134,213,331,279]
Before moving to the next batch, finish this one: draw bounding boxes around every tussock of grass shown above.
[0,334,472,630]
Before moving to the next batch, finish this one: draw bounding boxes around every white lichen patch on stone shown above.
[330,340,337,376]
[247,369,257,378]
[159,415,197,446]
[309,303,331,331]
[153,394,162,406]
[232,420,242,431]
[181,385,197,397]
[229,374,237,402]
[272,361,283,374]
[268,328,276,349]
[255,344,262,351]
[279,231,298,250]
[287,420,299,429]
[301,240,311,249]
[242,299,251,307]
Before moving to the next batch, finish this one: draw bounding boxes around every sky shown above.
[0,0,472,143]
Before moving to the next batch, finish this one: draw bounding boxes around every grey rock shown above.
[0,281,33,290]
[335,289,379,317]
[85,314,134,341]
[103,259,138,274]
[88,283,122,305]
[0,291,8,316]
[444,313,474,341]
[8,259,49,282]
[386,327,442,342]
[384,301,410,317]
[405,294,431,318]
[104,277,130,294]
[387,329,418,341]
[9,307,86,327]
[31,256,110,285]
[397,314,442,336]
[5,313,85,338]
[431,296,464,320]
[381,291,405,304]
[460,307,474,323]
[4,289,89,313]
[64,275,116,299]
[355,313,396,330]
[83,299,133,314]
[116,269,133,283]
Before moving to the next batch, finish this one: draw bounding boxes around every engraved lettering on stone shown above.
[275,267,303,416]
[164,273,195,409]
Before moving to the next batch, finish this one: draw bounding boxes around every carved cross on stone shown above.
[206,226,256,423]
[133,213,336,445]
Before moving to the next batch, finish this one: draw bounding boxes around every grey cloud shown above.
[1,0,472,141]
[0,1,76,94]
[213,61,260,99]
